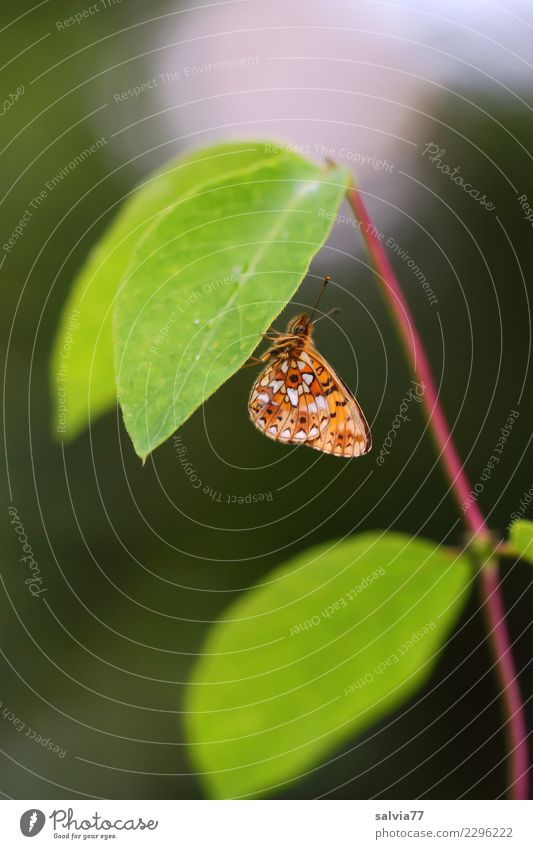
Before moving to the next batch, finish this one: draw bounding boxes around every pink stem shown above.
[480,563,530,800]
[346,182,529,799]
[347,184,484,532]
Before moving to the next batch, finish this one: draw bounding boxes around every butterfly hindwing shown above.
[298,347,371,457]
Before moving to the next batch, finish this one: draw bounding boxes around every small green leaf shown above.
[50,142,289,440]
[184,532,472,799]
[114,155,349,459]
[508,519,533,566]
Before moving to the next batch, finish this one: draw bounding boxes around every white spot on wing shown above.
[269,426,277,435]
[270,379,284,393]
[316,395,327,410]
[287,387,298,407]
[257,392,269,403]
[280,360,289,373]
[295,429,306,439]
[308,426,319,438]
[281,428,291,438]
[302,373,313,385]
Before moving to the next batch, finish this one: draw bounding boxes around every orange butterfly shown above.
[248,278,371,457]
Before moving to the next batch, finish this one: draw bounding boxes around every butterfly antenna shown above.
[313,306,340,325]
[309,275,331,323]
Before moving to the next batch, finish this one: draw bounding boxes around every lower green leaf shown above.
[184,532,472,798]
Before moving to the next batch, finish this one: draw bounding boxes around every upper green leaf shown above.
[113,154,349,458]
[50,142,294,440]
[184,532,472,799]
[508,519,533,566]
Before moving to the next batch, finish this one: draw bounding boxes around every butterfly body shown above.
[248,313,371,457]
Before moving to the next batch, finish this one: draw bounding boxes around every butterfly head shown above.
[286,313,313,339]
[285,275,332,338]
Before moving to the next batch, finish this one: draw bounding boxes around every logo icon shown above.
[20,810,46,837]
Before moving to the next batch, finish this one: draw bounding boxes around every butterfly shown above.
[248,279,371,457]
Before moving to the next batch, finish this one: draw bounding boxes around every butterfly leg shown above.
[241,352,271,369]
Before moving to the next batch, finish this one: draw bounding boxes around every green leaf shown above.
[113,155,349,459]
[508,519,533,566]
[184,532,472,799]
[50,142,291,440]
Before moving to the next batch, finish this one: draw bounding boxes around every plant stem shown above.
[346,181,529,800]
[479,560,529,800]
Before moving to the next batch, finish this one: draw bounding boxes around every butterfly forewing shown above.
[248,352,331,443]
[248,341,371,457]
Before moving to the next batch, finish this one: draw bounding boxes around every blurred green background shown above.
[1,0,532,799]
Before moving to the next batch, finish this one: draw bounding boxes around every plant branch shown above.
[479,560,529,800]
[346,180,529,800]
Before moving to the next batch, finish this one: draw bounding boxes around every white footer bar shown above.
[1,799,531,848]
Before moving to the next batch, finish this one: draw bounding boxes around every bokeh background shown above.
[1,0,533,799]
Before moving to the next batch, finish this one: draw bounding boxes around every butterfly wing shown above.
[248,351,331,443]
[299,347,372,457]
[248,346,371,457]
